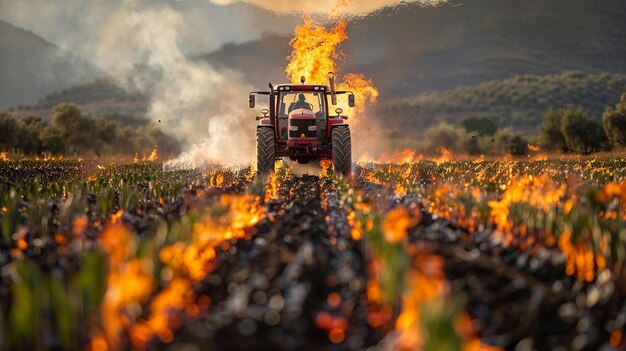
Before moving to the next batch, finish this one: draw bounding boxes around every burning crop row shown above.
[342,184,500,350]
[357,158,626,282]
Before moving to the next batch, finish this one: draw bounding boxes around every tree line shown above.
[0,103,180,157]
[418,93,626,156]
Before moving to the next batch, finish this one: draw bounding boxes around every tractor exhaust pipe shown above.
[328,72,337,105]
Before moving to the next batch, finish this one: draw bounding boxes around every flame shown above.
[97,222,154,350]
[264,174,279,202]
[92,194,265,350]
[146,147,158,162]
[286,17,378,123]
[0,152,8,161]
[134,147,158,163]
[394,252,447,350]
[130,194,264,348]
[527,144,540,152]
[433,146,453,164]
[382,206,421,243]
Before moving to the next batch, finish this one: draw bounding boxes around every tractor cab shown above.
[249,73,355,176]
[275,85,328,141]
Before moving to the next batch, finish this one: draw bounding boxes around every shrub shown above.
[603,93,626,148]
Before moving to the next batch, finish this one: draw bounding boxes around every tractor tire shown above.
[256,127,275,177]
[332,126,352,177]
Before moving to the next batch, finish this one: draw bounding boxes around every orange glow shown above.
[382,206,421,243]
[131,194,264,348]
[146,147,158,162]
[134,147,158,163]
[611,329,623,347]
[93,194,266,350]
[264,174,279,202]
[394,252,446,350]
[98,222,154,350]
[73,215,89,236]
[0,152,8,161]
[527,144,540,152]
[320,159,333,172]
[433,146,453,164]
[327,292,342,308]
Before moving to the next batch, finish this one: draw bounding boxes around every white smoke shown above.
[85,4,256,165]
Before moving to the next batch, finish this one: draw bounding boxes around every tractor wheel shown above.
[332,126,352,177]
[256,127,275,177]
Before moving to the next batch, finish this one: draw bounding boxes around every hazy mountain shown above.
[0,20,99,108]
[200,0,626,98]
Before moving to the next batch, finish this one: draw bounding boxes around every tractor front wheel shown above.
[256,127,275,177]
[332,126,352,177]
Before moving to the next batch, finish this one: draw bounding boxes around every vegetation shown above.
[416,122,529,157]
[23,79,145,111]
[538,106,609,154]
[603,93,626,149]
[0,103,180,157]
[2,157,626,350]
[380,72,626,134]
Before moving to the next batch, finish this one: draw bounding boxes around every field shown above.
[1,156,625,350]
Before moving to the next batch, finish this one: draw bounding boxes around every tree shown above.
[493,128,529,156]
[460,116,499,136]
[51,103,95,154]
[539,108,567,152]
[0,112,19,151]
[560,107,607,154]
[603,93,626,148]
[424,122,469,153]
[40,126,67,154]
[17,115,46,153]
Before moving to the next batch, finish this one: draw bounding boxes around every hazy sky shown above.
[0,0,299,53]
[0,0,442,53]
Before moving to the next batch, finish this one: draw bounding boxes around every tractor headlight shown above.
[289,126,298,131]
[308,126,317,131]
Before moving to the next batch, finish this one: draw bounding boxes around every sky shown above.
[0,0,443,53]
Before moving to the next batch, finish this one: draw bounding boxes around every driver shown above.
[291,94,312,111]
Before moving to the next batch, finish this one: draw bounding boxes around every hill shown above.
[201,0,626,99]
[0,20,99,108]
[377,71,626,136]
[10,79,147,120]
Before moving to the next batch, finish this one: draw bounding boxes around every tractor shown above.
[249,72,355,177]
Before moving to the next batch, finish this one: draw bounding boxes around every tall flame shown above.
[286,17,379,122]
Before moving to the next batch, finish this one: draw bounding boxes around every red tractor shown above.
[249,73,355,177]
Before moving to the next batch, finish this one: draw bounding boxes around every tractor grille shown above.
[289,119,317,138]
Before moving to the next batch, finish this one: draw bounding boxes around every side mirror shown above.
[249,94,255,108]
[348,94,355,108]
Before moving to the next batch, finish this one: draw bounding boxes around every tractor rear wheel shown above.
[256,127,275,176]
[332,126,352,177]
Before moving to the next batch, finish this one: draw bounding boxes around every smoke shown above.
[209,0,447,15]
[87,3,256,165]
[1,0,257,165]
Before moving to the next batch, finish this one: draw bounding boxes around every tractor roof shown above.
[274,84,329,92]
